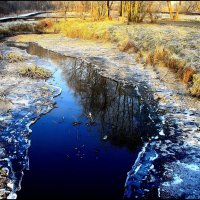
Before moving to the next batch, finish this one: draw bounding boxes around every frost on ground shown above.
[47,19,200,97]
[0,21,37,37]
[10,34,200,199]
[0,44,61,199]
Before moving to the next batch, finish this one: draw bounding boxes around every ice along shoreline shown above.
[0,42,61,199]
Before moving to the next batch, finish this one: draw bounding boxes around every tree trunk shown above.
[127,1,132,22]
[119,1,122,16]
[106,1,110,18]
[122,1,125,21]
[174,1,182,20]
[133,1,138,22]
[167,1,173,19]
[64,5,67,21]
[90,1,93,16]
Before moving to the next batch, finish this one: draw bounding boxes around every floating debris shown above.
[102,135,108,141]
[72,121,81,126]
[85,121,96,126]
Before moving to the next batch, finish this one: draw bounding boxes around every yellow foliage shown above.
[189,74,200,97]
[7,52,25,63]
[52,19,119,41]
[18,64,52,79]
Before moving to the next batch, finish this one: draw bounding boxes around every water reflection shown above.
[26,43,157,151]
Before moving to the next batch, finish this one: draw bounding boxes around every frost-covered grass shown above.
[49,19,200,96]
[0,20,54,37]
[0,21,36,36]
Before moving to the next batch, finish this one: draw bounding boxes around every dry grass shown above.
[45,19,200,97]
[51,19,118,41]
[35,20,55,33]
[140,46,186,75]
[18,64,52,79]
[6,52,25,63]
[117,39,139,53]
[182,67,196,84]
[9,19,200,97]
[189,74,200,97]
[0,53,3,60]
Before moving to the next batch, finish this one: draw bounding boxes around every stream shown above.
[3,42,161,199]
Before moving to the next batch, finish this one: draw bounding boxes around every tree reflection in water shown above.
[62,58,157,151]
[27,43,158,151]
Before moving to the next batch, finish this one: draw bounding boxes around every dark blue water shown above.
[12,43,158,200]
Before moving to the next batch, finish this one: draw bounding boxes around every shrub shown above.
[35,20,54,33]
[18,64,52,79]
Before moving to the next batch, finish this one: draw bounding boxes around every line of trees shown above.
[0,1,200,21]
[0,1,54,16]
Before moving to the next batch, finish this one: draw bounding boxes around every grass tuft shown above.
[182,67,196,84]
[189,74,200,97]
[117,39,138,53]
[18,64,52,79]
[0,53,3,60]
[7,52,25,63]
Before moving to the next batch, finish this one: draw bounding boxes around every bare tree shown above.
[166,1,182,20]
[106,1,113,19]
[126,1,150,23]
[174,1,182,20]
[167,1,173,19]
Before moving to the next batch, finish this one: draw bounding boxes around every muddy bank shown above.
[9,34,200,199]
[0,43,61,198]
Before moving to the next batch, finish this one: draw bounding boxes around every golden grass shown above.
[51,19,119,41]
[37,19,200,97]
[7,52,25,63]
[0,53,3,60]
[18,64,52,79]
[189,74,200,97]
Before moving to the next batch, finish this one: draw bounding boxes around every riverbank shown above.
[0,43,61,198]
[1,18,200,97]
[9,34,200,198]
[47,19,200,97]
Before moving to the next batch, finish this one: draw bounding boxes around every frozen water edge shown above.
[9,34,200,199]
[0,44,61,199]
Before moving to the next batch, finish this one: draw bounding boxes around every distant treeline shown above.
[0,1,55,16]
[0,1,199,18]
